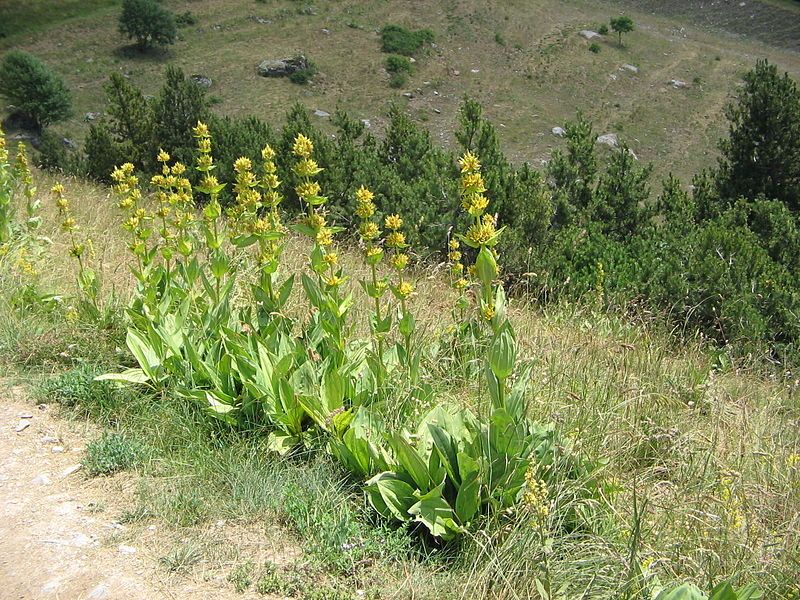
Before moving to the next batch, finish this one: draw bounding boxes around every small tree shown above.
[118,0,177,51]
[0,51,71,129]
[717,60,800,213]
[610,16,634,47]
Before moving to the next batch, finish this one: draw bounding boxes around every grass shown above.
[2,0,799,187]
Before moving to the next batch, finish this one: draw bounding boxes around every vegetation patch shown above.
[380,24,434,56]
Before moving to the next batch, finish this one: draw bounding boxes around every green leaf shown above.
[126,329,161,381]
[489,328,517,380]
[475,246,498,291]
[94,368,151,386]
[365,472,416,521]
[654,584,708,600]
[454,452,481,523]
[268,432,299,455]
[388,434,433,492]
[408,487,464,540]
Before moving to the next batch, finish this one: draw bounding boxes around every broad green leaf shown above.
[408,487,464,540]
[654,584,708,600]
[454,451,481,523]
[94,368,151,386]
[475,247,498,292]
[388,434,433,492]
[268,432,299,455]
[489,329,517,381]
[126,329,161,381]
[365,473,416,522]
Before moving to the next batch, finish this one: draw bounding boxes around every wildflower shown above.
[292,133,314,158]
[395,280,415,300]
[296,181,322,199]
[326,274,345,287]
[193,121,210,138]
[359,221,380,241]
[69,243,85,258]
[316,228,333,247]
[61,217,77,232]
[355,185,374,204]
[365,246,383,265]
[171,162,186,176]
[233,157,252,173]
[262,145,276,161]
[157,149,170,163]
[461,193,489,217]
[198,138,212,155]
[391,253,409,271]
[460,172,486,195]
[356,197,376,219]
[523,465,550,523]
[788,453,800,468]
[448,250,462,263]
[458,151,481,174]
[385,231,406,248]
[294,158,322,178]
[384,214,403,231]
[51,183,65,196]
[466,214,498,246]
[481,303,495,321]
[306,212,326,231]
[263,173,280,190]
[448,238,460,251]
[455,278,468,290]
[324,252,339,266]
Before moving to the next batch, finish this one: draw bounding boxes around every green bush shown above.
[385,54,413,74]
[380,24,434,56]
[85,432,147,475]
[118,0,177,50]
[288,61,318,85]
[589,42,601,53]
[598,24,609,35]
[0,50,72,129]
[388,71,408,88]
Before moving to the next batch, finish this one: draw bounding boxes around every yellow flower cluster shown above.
[111,163,153,260]
[523,465,550,524]
[51,183,88,260]
[150,151,195,260]
[466,213,499,246]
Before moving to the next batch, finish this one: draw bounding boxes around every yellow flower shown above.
[296,181,322,199]
[69,243,85,258]
[197,138,212,155]
[326,274,345,287]
[466,214,498,246]
[171,162,186,176]
[458,151,481,174]
[292,133,314,158]
[193,121,210,138]
[294,158,322,177]
[455,278,468,290]
[365,246,383,264]
[460,172,486,195]
[461,193,489,216]
[306,212,326,231]
[391,253,409,271]
[263,173,280,190]
[157,149,170,163]
[481,303,495,321]
[51,183,65,196]
[355,185,374,203]
[234,157,253,173]
[356,200,375,219]
[196,153,213,171]
[788,453,800,468]
[448,250,462,263]
[523,465,550,523]
[448,238,460,251]
[324,252,338,266]
[385,231,406,249]
[316,228,333,246]
[261,145,276,161]
[396,281,415,299]
[359,221,380,241]
[61,217,77,232]
[384,214,403,231]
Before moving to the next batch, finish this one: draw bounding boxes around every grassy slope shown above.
[2,0,800,187]
[1,168,799,597]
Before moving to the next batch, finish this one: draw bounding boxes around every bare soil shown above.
[0,386,286,599]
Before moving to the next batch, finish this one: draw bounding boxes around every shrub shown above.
[118,0,177,50]
[598,24,609,35]
[36,130,85,175]
[85,432,147,475]
[288,61,318,85]
[384,54,412,74]
[36,365,114,409]
[380,24,434,56]
[175,11,196,27]
[610,15,634,46]
[0,50,71,129]
[589,42,601,53]
[388,72,408,88]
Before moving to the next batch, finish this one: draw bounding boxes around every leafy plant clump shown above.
[85,432,147,475]
[380,24,434,56]
[118,0,177,51]
[289,60,318,85]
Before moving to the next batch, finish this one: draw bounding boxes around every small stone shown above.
[669,79,688,88]
[190,75,212,89]
[41,435,59,444]
[313,109,331,117]
[118,545,137,555]
[470,68,480,73]
[84,112,101,122]
[32,473,51,485]
[622,64,639,74]
[14,420,30,432]
[596,133,619,147]
[552,126,566,137]
[52,446,65,453]
[360,119,371,128]
[60,464,83,478]
[19,412,33,419]
[433,108,441,114]
[433,90,439,96]
[409,57,416,63]
[402,92,413,98]
[579,30,600,39]
[88,584,108,599]
[321,28,330,34]
[452,69,460,76]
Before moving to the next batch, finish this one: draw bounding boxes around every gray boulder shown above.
[622,64,639,74]
[596,133,618,147]
[552,126,566,137]
[579,30,600,40]
[258,56,308,77]
[314,109,331,118]
[191,75,212,88]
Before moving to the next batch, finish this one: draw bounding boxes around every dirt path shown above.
[0,386,268,600]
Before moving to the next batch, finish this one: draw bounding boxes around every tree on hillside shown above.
[152,66,209,164]
[610,16,634,47]
[119,0,177,51]
[0,51,71,129]
[717,59,800,213]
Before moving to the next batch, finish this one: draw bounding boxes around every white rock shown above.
[579,30,600,39]
[669,79,688,88]
[118,544,137,555]
[88,584,108,599]
[470,68,480,73]
[60,464,82,478]
[596,133,619,147]
[32,473,51,485]
[552,126,566,137]
[360,119,371,128]
[52,446,65,453]
[19,412,33,419]
[14,420,30,432]
[622,64,639,73]
[313,109,330,117]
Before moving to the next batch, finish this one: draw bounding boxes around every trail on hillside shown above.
[0,388,264,600]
